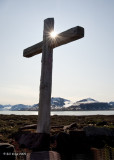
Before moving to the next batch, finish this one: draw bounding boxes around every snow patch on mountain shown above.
[73,98,98,106]
[64,100,74,107]
[51,97,72,108]
[77,98,98,103]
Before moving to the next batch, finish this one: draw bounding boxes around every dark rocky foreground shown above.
[0,115,114,159]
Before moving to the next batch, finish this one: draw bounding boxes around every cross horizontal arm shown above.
[23,26,84,58]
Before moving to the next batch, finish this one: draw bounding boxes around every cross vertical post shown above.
[37,18,54,134]
[23,17,84,137]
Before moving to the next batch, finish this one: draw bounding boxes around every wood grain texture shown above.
[23,26,84,57]
[37,18,54,134]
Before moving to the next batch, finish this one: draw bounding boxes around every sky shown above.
[0,0,114,105]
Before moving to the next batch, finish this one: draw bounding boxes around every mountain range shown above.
[0,97,114,111]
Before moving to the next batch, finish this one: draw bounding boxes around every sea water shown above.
[0,110,114,116]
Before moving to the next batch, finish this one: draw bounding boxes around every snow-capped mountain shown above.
[0,104,12,111]
[10,104,32,111]
[28,97,73,111]
[51,97,73,108]
[0,97,113,111]
[68,98,110,111]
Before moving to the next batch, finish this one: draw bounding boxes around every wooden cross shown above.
[23,18,84,134]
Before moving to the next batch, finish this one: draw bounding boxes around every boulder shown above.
[69,130,90,153]
[63,122,78,131]
[84,126,114,148]
[97,121,108,126]
[15,133,50,151]
[84,126,114,136]
[56,132,71,160]
[19,124,37,130]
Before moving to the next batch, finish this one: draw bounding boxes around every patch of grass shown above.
[0,114,114,144]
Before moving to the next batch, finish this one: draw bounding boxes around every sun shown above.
[50,31,57,38]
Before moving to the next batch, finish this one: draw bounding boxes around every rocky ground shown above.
[0,115,114,159]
